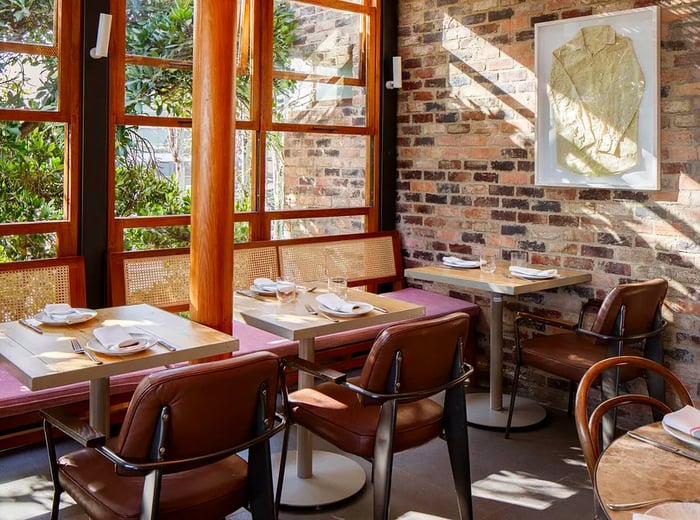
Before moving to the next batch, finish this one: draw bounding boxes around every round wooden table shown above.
[595,422,700,519]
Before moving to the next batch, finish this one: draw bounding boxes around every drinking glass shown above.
[510,251,528,268]
[479,253,497,274]
[327,276,348,300]
[276,277,296,303]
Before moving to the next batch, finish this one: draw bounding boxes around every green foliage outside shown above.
[0,0,298,259]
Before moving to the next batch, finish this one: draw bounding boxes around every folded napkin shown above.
[316,293,361,313]
[509,266,559,278]
[252,277,277,292]
[442,256,481,268]
[44,304,87,323]
[663,405,700,439]
[633,514,664,520]
[93,325,140,350]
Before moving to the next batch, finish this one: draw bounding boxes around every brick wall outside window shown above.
[396,0,700,407]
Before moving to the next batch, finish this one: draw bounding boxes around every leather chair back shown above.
[114,352,280,462]
[357,313,470,403]
[591,278,667,340]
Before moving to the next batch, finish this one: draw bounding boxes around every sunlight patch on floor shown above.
[0,475,75,520]
[472,470,578,510]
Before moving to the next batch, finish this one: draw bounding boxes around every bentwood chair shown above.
[575,355,693,481]
[41,352,287,520]
[506,278,668,438]
[283,312,474,520]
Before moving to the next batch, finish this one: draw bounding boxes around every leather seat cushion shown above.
[289,377,444,459]
[521,333,643,382]
[58,445,248,520]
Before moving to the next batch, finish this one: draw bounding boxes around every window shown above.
[110,0,380,251]
[0,0,81,260]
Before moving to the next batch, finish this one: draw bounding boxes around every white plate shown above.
[250,285,276,296]
[442,260,481,269]
[662,420,700,449]
[319,301,373,317]
[646,502,700,519]
[34,308,97,325]
[513,273,557,280]
[85,332,157,357]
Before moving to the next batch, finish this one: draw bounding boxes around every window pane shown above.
[0,233,57,262]
[0,1,56,45]
[125,64,192,117]
[126,0,193,61]
[235,130,254,211]
[234,221,250,243]
[115,125,192,217]
[123,226,191,251]
[0,121,65,222]
[271,216,365,240]
[272,78,365,126]
[0,52,58,110]
[265,131,369,210]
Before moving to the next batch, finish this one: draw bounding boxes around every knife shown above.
[627,431,700,462]
[19,318,44,334]
[235,289,267,301]
[157,339,178,352]
[372,305,389,313]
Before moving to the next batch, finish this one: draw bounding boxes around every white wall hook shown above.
[385,56,402,89]
[90,13,112,59]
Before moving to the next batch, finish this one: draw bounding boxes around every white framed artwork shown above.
[535,6,659,190]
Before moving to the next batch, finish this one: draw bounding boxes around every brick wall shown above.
[396,0,700,408]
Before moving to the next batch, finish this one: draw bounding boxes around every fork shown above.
[71,339,102,365]
[304,303,339,322]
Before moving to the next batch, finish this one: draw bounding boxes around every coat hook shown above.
[90,13,112,59]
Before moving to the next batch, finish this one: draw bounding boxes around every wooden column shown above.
[190,0,236,342]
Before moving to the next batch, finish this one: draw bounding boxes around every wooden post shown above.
[190,0,236,348]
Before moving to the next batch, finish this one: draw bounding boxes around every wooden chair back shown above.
[0,257,86,322]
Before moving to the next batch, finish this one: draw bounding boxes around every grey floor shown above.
[0,406,593,520]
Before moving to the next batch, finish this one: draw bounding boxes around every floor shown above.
[0,406,594,520]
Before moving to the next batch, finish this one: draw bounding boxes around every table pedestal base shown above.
[466,393,546,429]
[273,450,366,507]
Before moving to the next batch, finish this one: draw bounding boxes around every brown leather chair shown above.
[283,312,475,520]
[41,352,287,520]
[506,278,668,438]
[574,355,693,481]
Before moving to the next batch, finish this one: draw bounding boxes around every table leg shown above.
[466,292,546,429]
[89,377,110,435]
[275,337,366,507]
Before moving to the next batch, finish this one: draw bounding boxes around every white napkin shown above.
[442,256,481,268]
[632,514,664,520]
[252,277,277,292]
[509,266,559,278]
[663,405,700,439]
[44,304,87,323]
[93,325,140,350]
[316,293,361,313]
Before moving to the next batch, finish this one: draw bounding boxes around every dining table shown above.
[404,261,591,429]
[0,303,238,435]
[595,422,700,519]
[235,286,425,507]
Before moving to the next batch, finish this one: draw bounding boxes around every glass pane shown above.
[234,221,250,243]
[123,226,191,251]
[0,121,65,222]
[265,131,369,210]
[125,64,192,117]
[273,1,363,79]
[0,0,55,45]
[272,78,365,126]
[0,233,57,262]
[115,125,192,218]
[125,0,193,61]
[236,0,251,120]
[0,52,58,110]
[235,130,254,212]
[271,216,365,240]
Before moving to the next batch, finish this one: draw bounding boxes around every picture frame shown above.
[535,6,659,190]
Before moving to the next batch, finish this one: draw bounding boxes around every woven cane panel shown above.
[233,247,279,288]
[0,265,71,322]
[124,255,190,307]
[279,236,397,284]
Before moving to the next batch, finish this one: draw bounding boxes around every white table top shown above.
[404,262,591,295]
[236,288,425,340]
[0,303,238,391]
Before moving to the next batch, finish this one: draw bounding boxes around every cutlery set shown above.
[70,338,102,365]
[304,304,339,322]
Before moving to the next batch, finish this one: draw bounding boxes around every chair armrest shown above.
[40,406,106,448]
[575,320,667,343]
[514,311,577,331]
[285,357,347,384]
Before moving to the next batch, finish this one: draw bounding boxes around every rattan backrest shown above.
[233,245,279,289]
[0,257,86,322]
